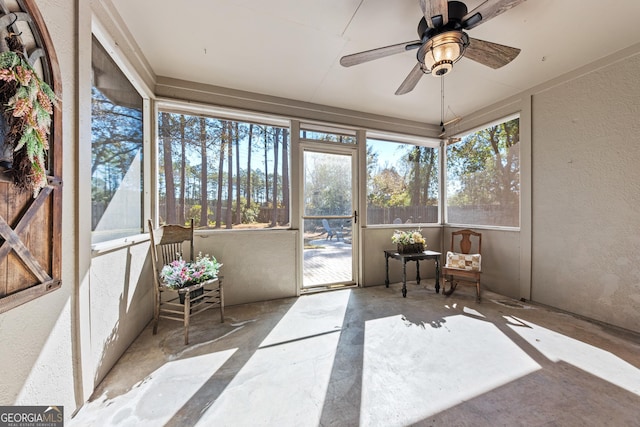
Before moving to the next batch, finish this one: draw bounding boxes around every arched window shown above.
[0,0,62,312]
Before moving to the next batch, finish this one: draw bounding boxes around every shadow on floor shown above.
[71,283,640,427]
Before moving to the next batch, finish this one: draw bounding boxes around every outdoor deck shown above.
[303,236,352,287]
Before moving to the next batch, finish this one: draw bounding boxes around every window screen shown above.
[446,117,520,227]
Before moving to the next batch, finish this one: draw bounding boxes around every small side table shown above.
[384,250,442,297]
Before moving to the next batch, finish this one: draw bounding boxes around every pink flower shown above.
[12,98,31,118]
[37,91,53,114]
[14,65,33,86]
[35,127,49,149]
[0,69,15,82]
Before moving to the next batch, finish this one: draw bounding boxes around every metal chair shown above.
[322,218,343,241]
[148,219,224,344]
[442,229,482,301]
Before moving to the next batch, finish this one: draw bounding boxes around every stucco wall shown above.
[531,51,640,332]
[89,243,154,385]
[194,230,299,306]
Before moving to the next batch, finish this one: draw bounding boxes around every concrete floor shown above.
[70,282,640,427]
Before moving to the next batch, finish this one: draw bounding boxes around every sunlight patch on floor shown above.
[260,289,351,347]
[507,316,640,396]
[463,306,485,317]
[360,313,541,426]
[70,350,236,426]
[197,290,351,426]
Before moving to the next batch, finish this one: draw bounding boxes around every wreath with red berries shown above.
[0,32,58,197]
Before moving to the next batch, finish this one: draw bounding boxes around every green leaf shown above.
[40,81,58,103]
[14,127,34,152]
[15,85,29,99]
[35,103,51,128]
[0,51,20,68]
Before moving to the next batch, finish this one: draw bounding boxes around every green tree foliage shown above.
[404,146,438,206]
[446,118,519,208]
[366,140,439,218]
[90,87,143,229]
[157,112,288,227]
[304,153,351,216]
[368,167,407,207]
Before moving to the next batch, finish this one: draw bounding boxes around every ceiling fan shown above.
[340,0,526,95]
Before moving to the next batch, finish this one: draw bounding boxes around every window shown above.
[157,111,290,229]
[366,137,439,225]
[91,36,145,244]
[0,1,62,312]
[446,116,520,227]
[300,125,356,144]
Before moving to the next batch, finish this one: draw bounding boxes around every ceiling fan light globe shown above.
[423,31,469,77]
[432,42,461,63]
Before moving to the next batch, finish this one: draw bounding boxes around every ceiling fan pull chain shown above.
[440,75,445,134]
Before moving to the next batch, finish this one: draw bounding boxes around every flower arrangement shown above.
[392,229,426,253]
[391,229,426,245]
[0,33,59,197]
[160,252,222,289]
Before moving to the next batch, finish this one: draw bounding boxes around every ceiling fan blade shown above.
[462,0,527,30]
[419,0,448,28]
[464,37,521,69]
[340,40,421,67]
[395,62,424,95]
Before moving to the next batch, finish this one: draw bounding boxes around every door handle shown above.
[354,210,358,224]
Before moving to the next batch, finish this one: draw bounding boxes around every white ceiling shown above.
[110,0,640,126]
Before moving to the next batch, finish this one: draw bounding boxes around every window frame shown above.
[299,122,357,145]
[155,100,293,230]
[444,113,521,231]
[89,21,153,252]
[364,130,441,228]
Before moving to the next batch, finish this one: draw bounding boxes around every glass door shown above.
[301,148,357,289]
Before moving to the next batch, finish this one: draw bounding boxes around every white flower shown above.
[391,229,425,245]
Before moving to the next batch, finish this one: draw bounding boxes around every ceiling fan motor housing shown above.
[417,0,469,39]
[417,1,470,76]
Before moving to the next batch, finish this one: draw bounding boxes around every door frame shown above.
[298,141,359,292]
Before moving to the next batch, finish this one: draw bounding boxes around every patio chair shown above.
[442,229,482,301]
[148,219,224,344]
[322,218,343,241]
